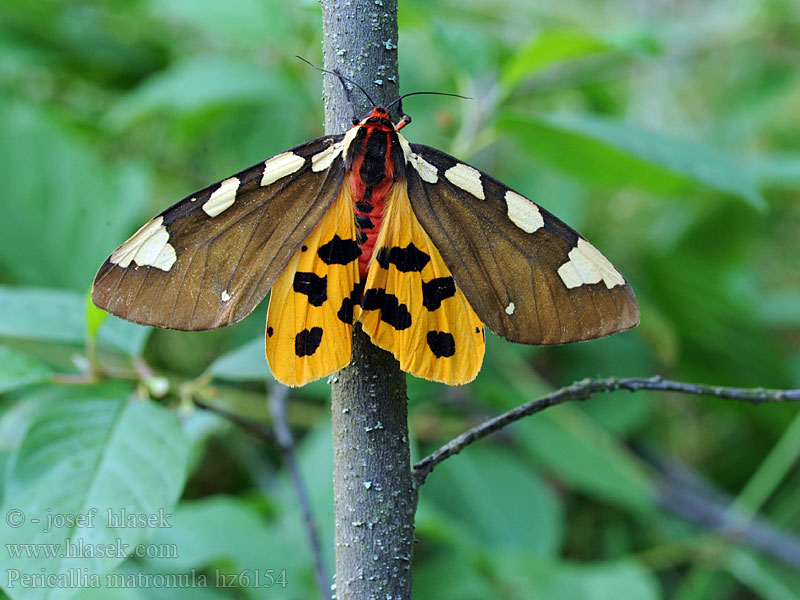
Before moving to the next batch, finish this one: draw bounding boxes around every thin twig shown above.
[193,386,331,597]
[412,376,800,486]
[51,373,100,385]
[269,384,331,600]
[649,453,800,570]
[192,397,274,441]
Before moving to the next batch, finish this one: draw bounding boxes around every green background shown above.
[1,0,799,598]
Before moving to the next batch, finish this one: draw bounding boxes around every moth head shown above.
[358,106,398,131]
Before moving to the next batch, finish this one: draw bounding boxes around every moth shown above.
[92,79,639,387]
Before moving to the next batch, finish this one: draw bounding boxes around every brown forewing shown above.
[92,135,345,331]
[405,144,639,345]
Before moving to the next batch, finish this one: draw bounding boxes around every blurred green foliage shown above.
[1,0,799,598]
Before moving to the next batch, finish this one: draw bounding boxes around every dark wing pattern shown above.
[92,135,346,330]
[265,181,362,387]
[404,143,639,345]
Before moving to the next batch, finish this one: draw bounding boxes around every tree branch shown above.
[319,2,414,599]
[412,376,800,486]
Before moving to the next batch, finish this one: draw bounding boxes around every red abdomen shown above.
[346,124,400,280]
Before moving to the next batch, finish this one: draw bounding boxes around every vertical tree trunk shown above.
[329,327,413,599]
[319,2,415,598]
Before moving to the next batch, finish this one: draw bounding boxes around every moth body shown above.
[93,102,639,386]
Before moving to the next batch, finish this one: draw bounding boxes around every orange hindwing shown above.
[265,184,361,386]
[358,182,485,385]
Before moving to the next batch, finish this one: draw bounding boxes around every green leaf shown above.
[0,386,60,456]
[270,420,335,572]
[0,384,189,600]
[207,340,334,403]
[144,494,321,597]
[497,555,662,600]
[150,0,292,43]
[141,496,295,573]
[146,423,332,598]
[501,30,615,92]
[109,56,286,128]
[754,153,800,189]
[0,287,87,344]
[549,560,661,600]
[0,286,150,356]
[732,410,800,519]
[85,291,109,343]
[98,317,152,358]
[423,444,562,555]
[207,338,270,382]
[0,346,52,394]
[726,549,800,600]
[486,343,657,513]
[415,548,661,600]
[0,99,151,290]
[498,112,765,208]
[413,554,496,599]
[760,292,800,326]
[517,406,657,514]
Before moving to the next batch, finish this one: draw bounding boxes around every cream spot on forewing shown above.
[396,133,438,183]
[221,289,231,302]
[110,216,177,271]
[505,302,515,315]
[311,143,343,172]
[411,154,438,183]
[311,128,360,173]
[203,177,240,217]
[557,261,583,289]
[445,163,484,200]
[260,152,305,186]
[190,197,197,202]
[505,190,544,233]
[557,238,625,289]
[341,126,360,157]
[397,132,413,163]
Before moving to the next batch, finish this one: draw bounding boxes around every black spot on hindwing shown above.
[318,235,362,265]
[427,331,456,358]
[375,243,431,273]
[337,282,364,324]
[361,288,412,330]
[267,326,274,337]
[295,327,323,357]
[422,277,456,311]
[293,272,327,307]
[355,201,373,212]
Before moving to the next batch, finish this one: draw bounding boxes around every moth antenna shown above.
[386,91,472,115]
[295,56,377,109]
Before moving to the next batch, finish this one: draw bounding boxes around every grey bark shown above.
[320,2,415,599]
[321,1,401,128]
